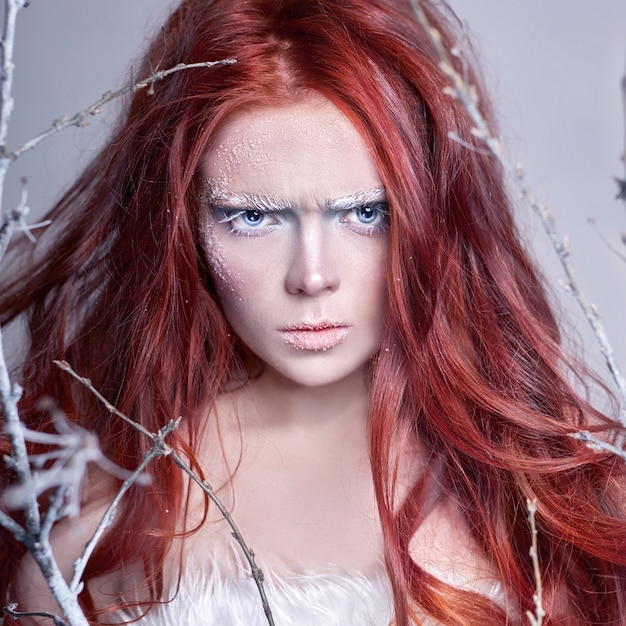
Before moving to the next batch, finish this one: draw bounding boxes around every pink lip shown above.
[279,323,350,351]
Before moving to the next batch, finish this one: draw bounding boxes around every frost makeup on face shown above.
[199,96,389,388]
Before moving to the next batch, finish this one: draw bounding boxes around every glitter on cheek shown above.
[199,212,244,305]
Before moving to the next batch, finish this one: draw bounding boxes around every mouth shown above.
[278,322,351,351]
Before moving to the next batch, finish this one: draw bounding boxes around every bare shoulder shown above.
[409,495,502,596]
[395,437,501,596]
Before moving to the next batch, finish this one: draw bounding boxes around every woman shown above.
[1,0,626,624]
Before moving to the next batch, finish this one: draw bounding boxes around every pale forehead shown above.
[214,98,357,145]
[201,97,382,200]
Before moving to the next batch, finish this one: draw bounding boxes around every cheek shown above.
[348,239,388,309]
[371,271,389,332]
[201,224,274,328]
[201,221,243,308]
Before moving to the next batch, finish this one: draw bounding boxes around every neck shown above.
[229,366,371,437]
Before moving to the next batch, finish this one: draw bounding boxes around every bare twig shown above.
[3,604,68,626]
[54,360,153,439]
[10,59,236,161]
[410,0,626,429]
[170,450,275,626]
[54,360,276,626]
[525,499,545,626]
[587,218,626,264]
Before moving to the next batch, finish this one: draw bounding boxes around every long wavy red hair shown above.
[2,0,626,624]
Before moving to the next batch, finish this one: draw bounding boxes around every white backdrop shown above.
[4,1,626,387]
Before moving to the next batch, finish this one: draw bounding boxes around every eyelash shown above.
[215,203,390,237]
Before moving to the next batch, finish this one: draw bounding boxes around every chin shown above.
[263,360,371,389]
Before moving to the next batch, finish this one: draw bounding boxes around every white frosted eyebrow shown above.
[326,188,387,211]
[208,191,292,212]
[205,187,387,213]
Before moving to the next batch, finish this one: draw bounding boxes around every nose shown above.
[284,222,339,296]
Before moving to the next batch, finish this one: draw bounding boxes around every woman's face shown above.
[200,96,388,388]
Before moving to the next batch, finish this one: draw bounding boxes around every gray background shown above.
[4,1,626,390]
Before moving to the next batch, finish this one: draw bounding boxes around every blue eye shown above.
[339,202,389,234]
[356,205,379,224]
[216,207,282,236]
[241,210,264,226]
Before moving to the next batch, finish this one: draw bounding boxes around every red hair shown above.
[2,0,626,623]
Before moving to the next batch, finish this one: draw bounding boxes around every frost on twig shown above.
[409,0,626,431]
[0,333,90,625]
[2,398,146,518]
[0,0,34,261]
[55,360,276,626]
[0,364,159,626]
[0,350,150,626]
[569,430,626,462]
[0,1,236,620]
[0,178,51,265]
[525,499,545,626]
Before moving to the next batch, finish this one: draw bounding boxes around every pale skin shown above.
[13,95,501,623]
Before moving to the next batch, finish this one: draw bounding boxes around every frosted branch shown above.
[55,360,276,626]
[569,430,626,461]
[525,499,545,626]
[0,324,40,534]
[0,5,237,617]
[0,0,27,228]
[2,402,145,519]
[0,376,137,626]
[0,178,31,261]
[0,0,26,146]
[410,0,626,428]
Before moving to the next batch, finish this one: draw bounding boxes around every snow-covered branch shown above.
[0,4,238,622]
[56,360,276,626]
[525,499,545,626]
